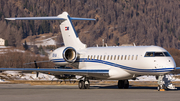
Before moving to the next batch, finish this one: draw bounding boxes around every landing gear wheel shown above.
[78,80,85,89]
[118,80,124,89]
[162,84,166,89]
[124,80,129,89]
[118,80,129,89]
[157,84,165,91]
[84,80,90,89]
[157,85,160,91]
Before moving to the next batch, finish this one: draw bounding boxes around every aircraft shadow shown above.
[91,85,180,91]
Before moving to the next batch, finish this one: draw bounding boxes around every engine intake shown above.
[63,47,77,63]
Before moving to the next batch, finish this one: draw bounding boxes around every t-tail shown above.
[5,12,96,50]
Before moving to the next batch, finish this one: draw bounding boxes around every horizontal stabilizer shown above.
[70,17,96,21]
[5,17,66,20]
[5,17,95,21]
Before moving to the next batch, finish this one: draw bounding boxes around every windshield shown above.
[144,52,171,57]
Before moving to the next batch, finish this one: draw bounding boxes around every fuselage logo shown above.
[65,27,69,31]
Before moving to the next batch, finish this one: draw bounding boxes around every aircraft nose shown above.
[167,58,176,69]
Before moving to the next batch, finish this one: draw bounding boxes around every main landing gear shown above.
[78,78,90,89]
[118,80,129,89]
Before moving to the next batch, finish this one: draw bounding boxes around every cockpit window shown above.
[145,52,154,57]
[144,52,171,57]
[163,52,171,56]
[154,52,164,56]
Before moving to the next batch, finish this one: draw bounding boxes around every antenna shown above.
[133,43,136,46]
[102,39,104,47]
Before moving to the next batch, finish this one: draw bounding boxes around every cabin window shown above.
[121,55,123,60]
[117,55,120,60]
[103,55,106,60]
[90,55,92,60]
[124,55,127,60]
[93,55,96,60]
[131,55,134,60]
[97,55,99,60]
[114,55,116,60]
[128,55,130,60]
[100,55,102,60]
[87,55,89,60]
[107,55,109,60]
[136,55,138,60]
[110,55,113,60]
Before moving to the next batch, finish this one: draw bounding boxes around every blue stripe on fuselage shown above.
[50,58,174,72]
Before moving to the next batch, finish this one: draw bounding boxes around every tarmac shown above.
[0,84,180,101]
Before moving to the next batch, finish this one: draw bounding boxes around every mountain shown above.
[0,0,180,48]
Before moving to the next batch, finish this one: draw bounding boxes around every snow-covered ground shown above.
[0,48,25,54]
[0,71,58,82]
[0,46,9,49]
[27,36,57,47]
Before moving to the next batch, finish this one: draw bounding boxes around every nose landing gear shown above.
[157,75,177,91]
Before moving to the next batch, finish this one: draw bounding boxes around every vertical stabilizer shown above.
[58,12,94,50]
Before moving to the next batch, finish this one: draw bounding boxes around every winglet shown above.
[175,67,180,70]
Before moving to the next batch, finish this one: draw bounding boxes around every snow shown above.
[27,36,57,47]
[130,75,157,81]
[0,48,25,54]
[0,46,8,48]
[0,71,58,82]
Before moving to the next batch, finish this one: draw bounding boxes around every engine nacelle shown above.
[62,47,77,63]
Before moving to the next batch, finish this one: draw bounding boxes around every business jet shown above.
[1,12,179,91]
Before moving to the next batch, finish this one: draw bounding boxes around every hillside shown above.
[0,0,180,48]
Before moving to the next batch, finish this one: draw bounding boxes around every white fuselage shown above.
[49,46,176,80]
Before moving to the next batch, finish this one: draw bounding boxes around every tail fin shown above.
[5,12,96,50]
[57,12,95,50]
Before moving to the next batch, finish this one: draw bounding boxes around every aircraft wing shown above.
[175,67,180,70]
[0,68,109,78]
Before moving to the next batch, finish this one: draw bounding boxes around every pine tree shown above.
[23,40,28,50]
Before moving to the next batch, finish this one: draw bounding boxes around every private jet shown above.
[1,12,179,91]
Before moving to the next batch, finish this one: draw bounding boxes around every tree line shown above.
[0,48,54,68]
[0,0,180,48]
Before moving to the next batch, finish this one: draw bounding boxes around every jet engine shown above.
[62,47,77,63]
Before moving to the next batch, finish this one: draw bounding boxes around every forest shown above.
[0,0,180,69]
[0,0,180,48]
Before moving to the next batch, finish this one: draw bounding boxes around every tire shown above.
[157,85,160,91]
[124,80,129,89]
[84,80,90,89]
[162,84,166,89]
[118,80,124,89]
[78,80,85,89]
